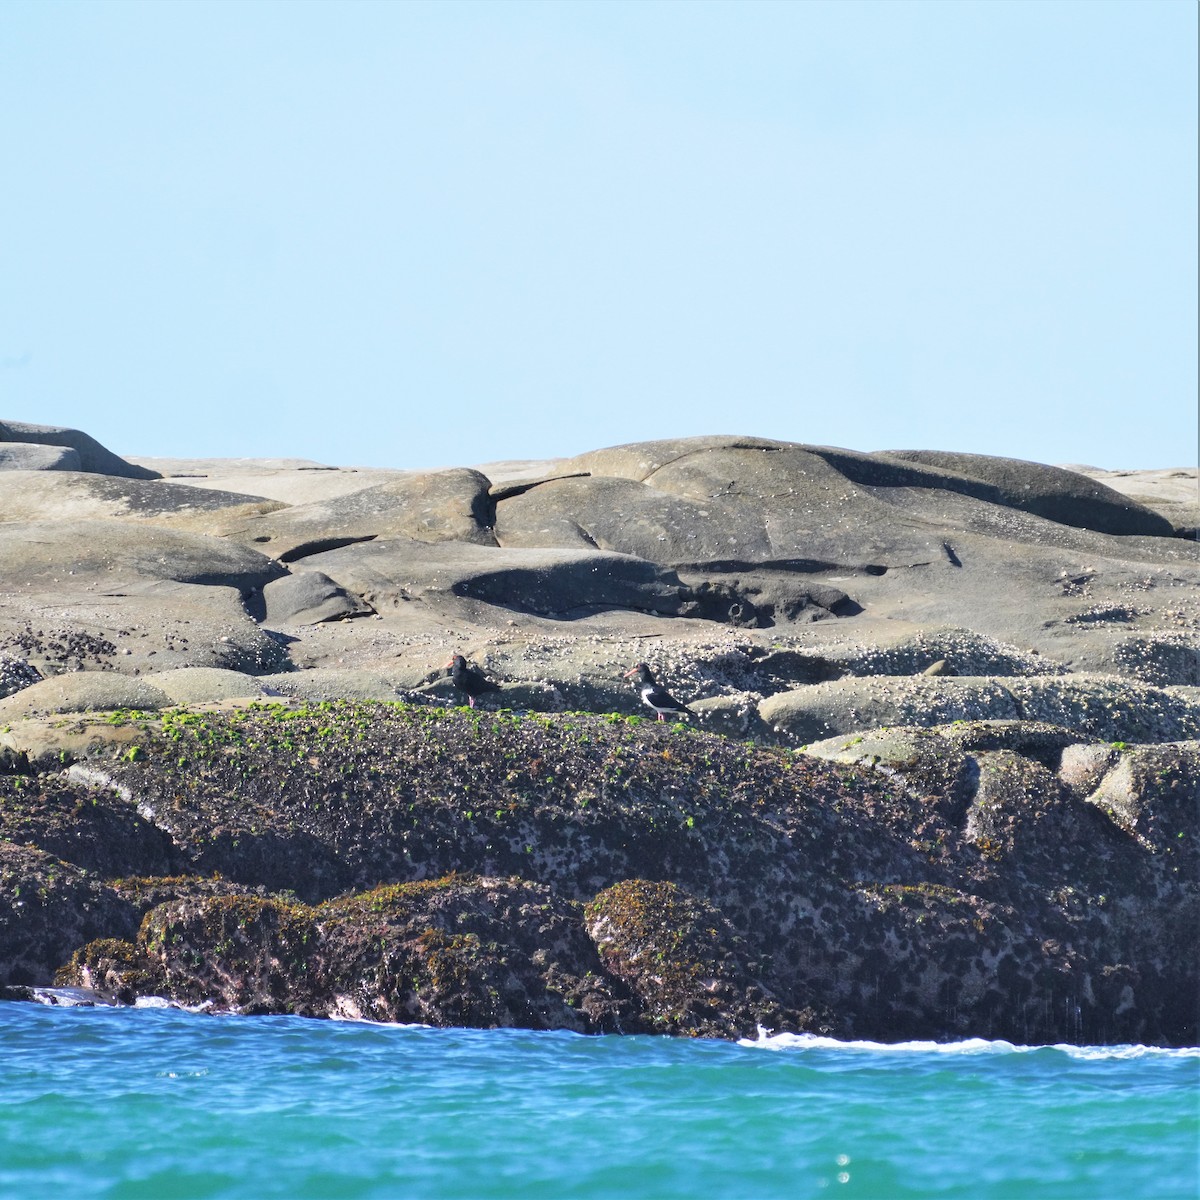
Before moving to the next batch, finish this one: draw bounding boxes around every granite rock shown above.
[0,421,159,480]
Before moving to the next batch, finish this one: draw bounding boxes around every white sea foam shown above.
[738,1027,1200,1059]
[30,986,104,1008]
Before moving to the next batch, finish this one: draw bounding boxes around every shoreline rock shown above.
[0,701,1190,1046]
[0,423,1196,1044]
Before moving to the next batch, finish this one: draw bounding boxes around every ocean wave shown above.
[738,1028,1200,1059]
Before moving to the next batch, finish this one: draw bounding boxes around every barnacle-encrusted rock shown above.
[1,703,1194,1045]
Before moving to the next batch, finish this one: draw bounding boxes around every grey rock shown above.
[217,468,497,562]
[1000,675,1200,743]
[501,439,1196,677]
[1082,742,1200,856]
[0,443,81,471]
[1064,465,1199,540]
[304,538,741,624]
[0,470,283,531]
[768,673,1200,746]
[144,667,266,705]
[0,672,172,719]
[564,435,792,482]
[804,719,1093,770]
[0,420,159,479]
[689,693,771,739]
[253,669,411,702]
[418,673,564,712]
[760,676,1023,745]
[124,457,413,506]
[494,474,774,562]
[0,520,285,592]
[261,571,373,626]
[880,449,1175,538]
[1109,634,1200,687]
[813,626,1054,679]
[0,583,292,678]
[1059,743,1122,797]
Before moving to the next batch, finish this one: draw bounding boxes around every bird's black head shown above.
[623,662,655,684]
[446,654,467,671]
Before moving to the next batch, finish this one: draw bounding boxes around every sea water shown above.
[0,1002,1195,1200]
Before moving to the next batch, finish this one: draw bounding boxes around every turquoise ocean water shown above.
[0,1001,1195,1200]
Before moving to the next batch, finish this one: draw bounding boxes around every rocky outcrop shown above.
[0,470,283,529]
[0,427,1195,716]
[0,443,81,470]
[0,420,159,480]
[215,468,498,561]
[0,702,1190,1046]
[880,449,1176,537]
[0,422,1195,1044]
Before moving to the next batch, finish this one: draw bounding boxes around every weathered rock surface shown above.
[0,672,173,719]
[0,421,159,480]
[0,470,283,531]
[0,422,1195,1044]
[0,702,1189,1046]
[0,443,81,471]
[0,583,292,679]
[259,570,373,626]
[217,468,497,561]
[302,538,768,626]
[757,674,1200,746]
[0,520,284,592]
[0,429,1195,719]
[144,667,268,705]
[1067,465,1199,540]
[881,449,1176,537]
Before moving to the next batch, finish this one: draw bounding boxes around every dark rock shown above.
[4,703,1185,1042]
[0,841,137,985]
[585,879,807,1038]
[0,655,42,700]
[56,937,160,1004]
[126,876,634,1030]
[0,770,181,878]
[1083,742,1200,860]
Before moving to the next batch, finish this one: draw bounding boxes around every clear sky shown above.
[1,0,1195,470]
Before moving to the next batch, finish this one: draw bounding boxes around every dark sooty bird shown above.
[446,654,499,708]
[623,662,693,721]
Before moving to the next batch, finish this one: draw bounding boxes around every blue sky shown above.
[1,0,1195,469]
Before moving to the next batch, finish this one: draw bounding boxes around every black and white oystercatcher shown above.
[445,654,499,708]
[623,662,693,721]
